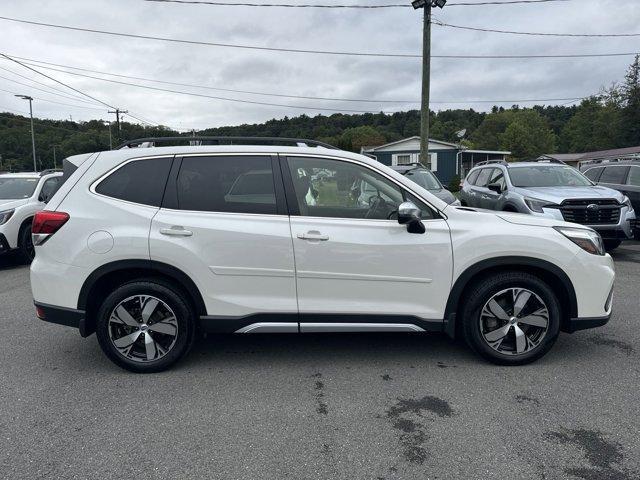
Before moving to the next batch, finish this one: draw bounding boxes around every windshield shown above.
[0,177,39,200]
[405,169,442,190]
[509,166,592,188]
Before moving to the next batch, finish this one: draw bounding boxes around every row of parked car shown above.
[458,159,638,251]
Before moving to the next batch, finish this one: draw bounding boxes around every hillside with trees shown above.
[1,56,639,171]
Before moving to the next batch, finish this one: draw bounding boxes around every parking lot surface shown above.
[1,243,639,480]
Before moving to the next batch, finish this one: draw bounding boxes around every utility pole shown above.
[52,144,60,169]
[108,108,128,143]
[412,0,446,166]
[15,94,37,172]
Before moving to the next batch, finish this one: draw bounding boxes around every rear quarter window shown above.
[599,166,630,185]
[95,157,172,207]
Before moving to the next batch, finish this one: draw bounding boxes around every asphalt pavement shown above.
[1,243,639,479]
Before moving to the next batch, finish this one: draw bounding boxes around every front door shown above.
[282,155,453,331]
[150,154,297,331]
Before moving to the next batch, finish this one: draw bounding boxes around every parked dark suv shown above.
[582,161,640,239]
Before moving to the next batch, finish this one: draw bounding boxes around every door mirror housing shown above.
[487,182,503,194]
[397,201,426,234]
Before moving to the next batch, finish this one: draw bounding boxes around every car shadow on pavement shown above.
[0,252,26,271]
[610,240,640,263]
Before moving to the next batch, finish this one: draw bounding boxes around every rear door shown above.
[150,154,297,330]
[625,166,640,213]
[282,154,453,329]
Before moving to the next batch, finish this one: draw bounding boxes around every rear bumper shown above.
[566,315,611,333]
[35,302,90,336]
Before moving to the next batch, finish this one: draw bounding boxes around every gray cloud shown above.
[0,0,638,130]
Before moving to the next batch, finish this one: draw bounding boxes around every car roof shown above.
[390,165,427,173]
[0,172,41,178]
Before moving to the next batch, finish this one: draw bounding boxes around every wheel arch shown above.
[444,256,578,339]
[78,260,207,337]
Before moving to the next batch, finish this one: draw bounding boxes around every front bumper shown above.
[537,205,635,240]
[35,302,90,337]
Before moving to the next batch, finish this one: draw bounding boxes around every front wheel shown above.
[96,280,196,373]
[461,272,560,365]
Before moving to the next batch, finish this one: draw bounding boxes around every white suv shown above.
[0,170,63,262]
[30,138,615,373]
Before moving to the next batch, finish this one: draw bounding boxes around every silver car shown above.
[459,159,636,251]
[390,165,460,205]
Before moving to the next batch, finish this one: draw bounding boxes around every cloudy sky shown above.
[0,0,638,131]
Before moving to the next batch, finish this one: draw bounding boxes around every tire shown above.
[461,271,560,366]
[18,221,35,263]
[603,239,622,251]
[95,280,196,373]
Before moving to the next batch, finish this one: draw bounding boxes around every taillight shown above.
[32,211,69,246]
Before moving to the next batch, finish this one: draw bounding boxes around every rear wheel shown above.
[96,280,196,373]
[18,221,35,263]
[461,272,560,365]
[603,239,622,251]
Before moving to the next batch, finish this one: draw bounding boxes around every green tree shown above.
[621,55,640,146]
[335,125,386,152]
[560,96,623,152]
[498,110,556,159]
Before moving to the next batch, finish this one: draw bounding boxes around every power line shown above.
[1,16,637,62]
[144,0,569,7]
[0,65,105,106]
[18,61,587,108]
[0,53,116,108]
[433,19,640,37]
[0,87,107,111]
[0,72,108,108]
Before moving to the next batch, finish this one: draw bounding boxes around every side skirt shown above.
[199,313,444,334]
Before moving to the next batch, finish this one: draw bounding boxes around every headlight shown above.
[524,197,557,213]
[0,209,15,226]
[621,195,633,209]
[554,226,605,256]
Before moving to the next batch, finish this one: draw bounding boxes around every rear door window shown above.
[175,156,277,214]
[95,157,172,207]
[628,166,640,186]
[466,170,480,185]
[583,167,603,182]
[475,168,493,188]
[599,166,630,185]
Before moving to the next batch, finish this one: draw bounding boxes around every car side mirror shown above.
[487,182,503,194]
[397,201,426,234]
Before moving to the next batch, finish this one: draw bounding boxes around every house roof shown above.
[361,136,459,152]
[540,146,640,163]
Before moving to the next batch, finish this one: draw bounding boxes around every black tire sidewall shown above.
[462,272,560,365]
[18,222,34,263]
[96,281,195,373]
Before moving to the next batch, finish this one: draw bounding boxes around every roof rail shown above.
[116,136,339,150]
[580,157,640,167]
[39,169,63,176]
[474,160,509,167]
[527,158,567,165]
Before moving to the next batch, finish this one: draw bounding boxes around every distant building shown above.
[361,136,510,186]
[539,146,640,169]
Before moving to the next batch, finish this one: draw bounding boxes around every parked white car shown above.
[0,170,63,262]
[31,138,615,372]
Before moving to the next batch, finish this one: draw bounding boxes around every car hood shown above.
[429,188,457,204]
[0,198,29,210]
[516,185,624,204]
[448,206,577,229]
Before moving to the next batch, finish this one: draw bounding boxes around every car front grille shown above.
[559,199,621,225]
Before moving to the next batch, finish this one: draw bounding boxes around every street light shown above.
[15,94,37,172]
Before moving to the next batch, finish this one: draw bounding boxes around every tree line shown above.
[1,56,638,171]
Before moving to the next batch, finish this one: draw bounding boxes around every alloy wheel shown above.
[108,295,179,363]
[479,288,549,356]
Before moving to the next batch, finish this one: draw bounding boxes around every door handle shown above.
[160,227,193,237]
[297,232,329,241]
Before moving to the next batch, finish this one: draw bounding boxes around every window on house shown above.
[395,154,412,165]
